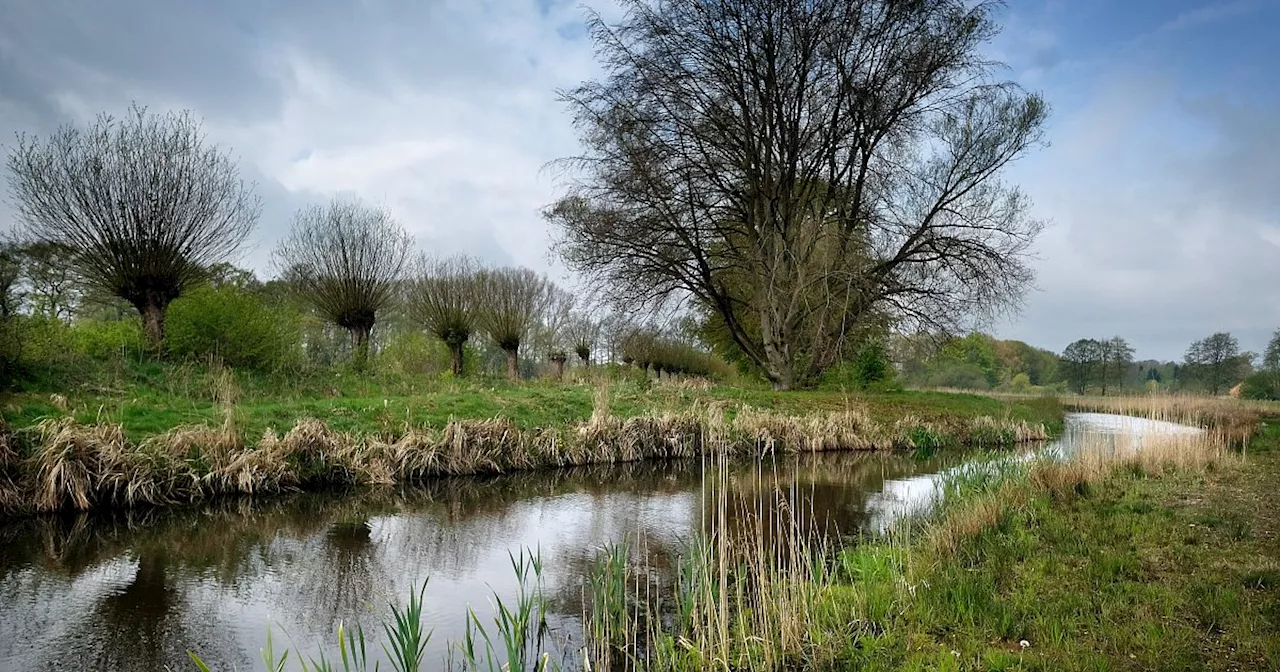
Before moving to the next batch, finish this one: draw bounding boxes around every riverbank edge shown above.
[0,400,1056,518]
[814,421,1280,670]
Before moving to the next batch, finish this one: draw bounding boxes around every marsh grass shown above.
[1063,393,1263,443]
[573,417,1238,671]
[1,402,1049,516]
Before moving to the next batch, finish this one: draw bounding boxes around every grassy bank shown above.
[2,362,1064,441]
[577,423,1261,671]
[0,361,1061,517]
[0,384,1055,517]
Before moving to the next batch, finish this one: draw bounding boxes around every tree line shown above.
[894,330,1280,399]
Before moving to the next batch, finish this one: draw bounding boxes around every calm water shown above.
[0,412,1198,671]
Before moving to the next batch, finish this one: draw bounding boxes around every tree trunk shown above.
[141,302,166,348]
[759,303,795,391]
[553,358,565,379]
[352,327,371,371]
[506,348,519,381]
[449,341,465,377]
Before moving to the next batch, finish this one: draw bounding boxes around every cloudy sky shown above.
[0,0,1276,361]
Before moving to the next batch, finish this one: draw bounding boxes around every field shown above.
[1,362,1064,441]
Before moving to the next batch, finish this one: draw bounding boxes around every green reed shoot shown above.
[383,581,431,672]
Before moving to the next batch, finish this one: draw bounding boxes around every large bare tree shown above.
[5,105,260,345]
[546,0,1047,389]
[275,198,413,370]
[478,267,550,380]
[405,254,481,376]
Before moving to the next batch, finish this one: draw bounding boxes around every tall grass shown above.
[1063,393,1261,443]
[574,418,1237,671]
[1,401,1049,517]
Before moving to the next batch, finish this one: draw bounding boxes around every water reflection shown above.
[0,413,1189,671]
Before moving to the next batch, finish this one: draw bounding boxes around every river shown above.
[0,412,1200,671]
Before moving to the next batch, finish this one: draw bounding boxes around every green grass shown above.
[834,429,1280,671]
[1,360,1063,443]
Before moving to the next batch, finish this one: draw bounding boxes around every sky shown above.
[0,0,1276,362]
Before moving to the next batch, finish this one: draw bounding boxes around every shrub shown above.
[166,285,301,372]
[821,341,901,391]
[70,319,147,361]
[926,361,992,390]
[378,330,453,377]
[1239,371,1280,401]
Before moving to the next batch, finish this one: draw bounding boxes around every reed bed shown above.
[0,402,1048,517]
[1063,393,1262,443]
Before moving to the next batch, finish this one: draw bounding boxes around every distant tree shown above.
[1098,336,1135,396]
[6,105,260,346]
[0,243,22,384]
[1263,328,1280,373]
[534,284,575,378]
[478,267,550,380]
[206,263,263,292]
[1061,338,1103,394]
[0,243,22,318]
[274,198,413,371]
[17,242,81,321]
[1183,332,1245,395]
[406,255,481,377]
[566,311,600,367]
[939,334,1002,388]
[546,0,1048,390]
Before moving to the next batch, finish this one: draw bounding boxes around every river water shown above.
[0,412,1199,671]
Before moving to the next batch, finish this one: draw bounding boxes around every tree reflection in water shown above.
[0,449,977,670]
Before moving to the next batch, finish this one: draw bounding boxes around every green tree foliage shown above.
[166,284,301,372]
[1098,336,1135,396]
[938,334,1002,389]
[1263,328,1280,373]
[1061,339,1103,394]
[897,332,1061,391]
[1183,332,1250,396]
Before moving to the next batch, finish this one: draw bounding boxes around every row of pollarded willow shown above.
[272,206,593,377]
[2,106,596,377]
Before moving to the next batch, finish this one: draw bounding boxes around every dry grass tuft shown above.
[3,404,1052,518]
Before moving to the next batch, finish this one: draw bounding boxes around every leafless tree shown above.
[1184,332,1248,396]
[274,198,413,370]
[533,283,574,378]
[405,254,482,376]
[566,311,601,366]
[478,267,550,380]
[5,104,260,345]
[546,0,1047,389]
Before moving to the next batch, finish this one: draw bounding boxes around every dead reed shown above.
[2,401,1049,517]
[1065,393,1261,444]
